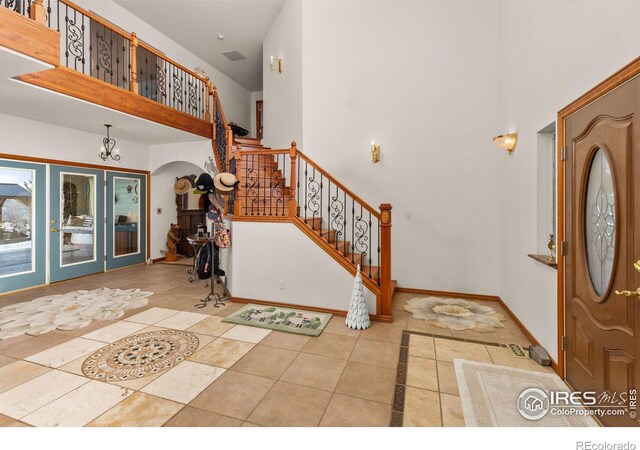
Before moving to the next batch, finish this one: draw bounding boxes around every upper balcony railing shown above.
[2,0,212,122]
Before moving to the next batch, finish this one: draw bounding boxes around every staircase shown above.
[211,89,393,320]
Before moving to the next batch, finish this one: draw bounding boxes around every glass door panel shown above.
[106,172,146,270]
[50,165,104,282]
[0,160,46,293]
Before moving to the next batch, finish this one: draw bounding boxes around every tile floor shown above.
[0,265,538,427]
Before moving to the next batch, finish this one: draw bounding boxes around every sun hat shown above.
[213,173,238,194]
[174,178,191,194]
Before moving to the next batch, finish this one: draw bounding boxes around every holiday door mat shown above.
[222,304,332,337]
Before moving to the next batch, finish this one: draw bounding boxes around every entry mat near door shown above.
[222,304,332,337]
[0,288,152,340]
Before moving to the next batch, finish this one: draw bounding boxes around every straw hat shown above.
[214,173,237,194]
[174,178,191,195]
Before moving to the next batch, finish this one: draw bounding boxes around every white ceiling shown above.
[0,47,208,145]
[115,0,285,92]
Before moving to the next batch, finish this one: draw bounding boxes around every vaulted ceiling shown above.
[115,0,284,92]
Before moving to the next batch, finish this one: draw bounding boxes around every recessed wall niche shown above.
[536,122,557,257]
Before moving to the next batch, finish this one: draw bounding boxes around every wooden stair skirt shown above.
[224,141,393,320]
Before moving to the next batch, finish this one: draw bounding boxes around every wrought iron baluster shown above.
[64,5,68,67]
[303,161,308,223]
[326,179,331,245]
[330,184,344,251]
[244,154,248,215]
[351,197,355,261]
[296,157,300,215]
[368,211,372,278]
[377,218,381,284]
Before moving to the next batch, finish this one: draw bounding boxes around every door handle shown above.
[614,260,640,299]
[50,227,60,232]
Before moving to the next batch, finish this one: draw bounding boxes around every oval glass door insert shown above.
[584,148,616,296]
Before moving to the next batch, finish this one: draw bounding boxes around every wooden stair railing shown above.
[227,141,393,319]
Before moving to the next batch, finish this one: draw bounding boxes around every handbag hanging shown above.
[213,216,231,248]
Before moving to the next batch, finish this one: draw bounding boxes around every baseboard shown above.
[395,287,500,302]
[397,286,559,374]
[230,297,393,323]
[152,257,165,263]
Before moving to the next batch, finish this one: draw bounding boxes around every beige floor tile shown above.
[335,361,396,404]
[406,317,452,337]
[241,421,260,427]
[25,337,105,368]
[247,381,332,427]
[110,372,164,391]
[302,332,357,360]
[0,355,16,369]
[190,371,275,420]
[436,361,459,396]
[409,334,435,359]
[190,338,254,368]
[359,321,404,344]
[434,338,491,363]
[154,311,209,330]
[319,393,391,427]
[186,316,235,337]
[450,329,502,344]
[323,316,361,337]
[259,330,311,351]
[486,346,554,373]
[0,370,88,419]
[0,332,72,360]
[125,307,180,325]
[403,386,442,427]
[142,361,225,404]
[209,301,244,316]
[281,352,347,391]
[230,345,297,379]
[81,321,148,343]
[349,339,399,369]
[0,360,50,394]
[496,329,532,347]
[220,325,271,343]
[23,380,131,426]
[88,392,183,427]
[0,413,28,427]
[407,356,438,391]
[164,406,242,427]
[440,393,465,427]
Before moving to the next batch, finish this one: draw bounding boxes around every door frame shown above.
[0,153,151,263]
[557,56,640,379]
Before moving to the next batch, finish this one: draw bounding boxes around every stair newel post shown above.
[29,0,46,24]
[288,142,298,217]
[233,144,243,215]
[379,203,393,318]
[129,32,139,94]
[204,78,212,123]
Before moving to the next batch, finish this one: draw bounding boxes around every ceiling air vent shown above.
[221,49,247,61]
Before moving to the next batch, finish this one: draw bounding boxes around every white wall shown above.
[76,0,252,129]
[250,91,263,138]
[262,0,303,149]
[0,113,150,169]
[497,0,640,360]
[231,221,377,313]
[300,1,501,295]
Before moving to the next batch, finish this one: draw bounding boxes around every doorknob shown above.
[50,227,60,232]
[614,260,640,299]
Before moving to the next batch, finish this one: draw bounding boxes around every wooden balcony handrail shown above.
[296,150,382,220]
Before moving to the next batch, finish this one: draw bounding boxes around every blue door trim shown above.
[0,159,46,294]
[50,165,105,283]
[106,171,147,270]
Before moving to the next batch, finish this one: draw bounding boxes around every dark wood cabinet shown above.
[176,192,204,258]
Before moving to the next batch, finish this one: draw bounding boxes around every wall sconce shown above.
[100,124,120,162]
[270,55,283,73]
[370,141,380,163]
[493,132,518,155]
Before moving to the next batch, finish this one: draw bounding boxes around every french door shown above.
[0,159,46,293]
[564,75,640,426]
[50,165,104,282]
[106,171,146,269]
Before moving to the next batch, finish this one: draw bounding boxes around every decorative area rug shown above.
[82,329,199,382]
[454,359,598,427]
[0,288,152,340]
[222,304,332,337]
[403,297,506,332]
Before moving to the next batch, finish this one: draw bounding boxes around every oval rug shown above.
[82,329,199,382]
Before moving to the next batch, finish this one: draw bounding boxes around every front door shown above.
[50,165,104,282]
[564,76,640,426]
[106,171,146,270]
